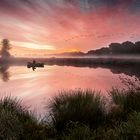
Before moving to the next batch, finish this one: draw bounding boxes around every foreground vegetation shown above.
[0,80,140,139]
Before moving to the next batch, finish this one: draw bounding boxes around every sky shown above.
[0,0,140,55]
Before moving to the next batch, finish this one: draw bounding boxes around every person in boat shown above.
[27,60,44,71]
[32,60,36,71]
[33,60,36,65]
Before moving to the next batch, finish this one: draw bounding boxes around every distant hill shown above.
[55,51,85,56]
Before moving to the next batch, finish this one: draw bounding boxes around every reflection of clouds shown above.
[0,64,10,82]
[0,64,138,116]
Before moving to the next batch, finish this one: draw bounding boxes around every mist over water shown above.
[52,55,140,59]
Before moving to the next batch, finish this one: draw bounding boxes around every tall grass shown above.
[62,123,94,140]
[107,76,140,125]
[0,107,23,139]
[109,87,140,120]
[0,97,48,140]
[62,111,140,140]
[47,89,105,132]
[114,111,140,140]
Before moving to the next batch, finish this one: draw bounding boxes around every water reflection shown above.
[0,65,123,115]
[0,64,10,82]
[0,62,139,82]
[0,63,139,115]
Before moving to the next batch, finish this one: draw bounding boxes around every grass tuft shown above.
[47,89,105,131]
[0,96,48,140]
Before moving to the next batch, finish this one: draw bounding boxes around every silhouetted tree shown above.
[121,41,134,53]
[135,41,140,53]
[109,43,122,54]
[0,39,11,59]
[88,47,110,55]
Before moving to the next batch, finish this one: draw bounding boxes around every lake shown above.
[0,64,138,116]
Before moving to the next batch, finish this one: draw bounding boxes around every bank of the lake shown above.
[0,85,140,140]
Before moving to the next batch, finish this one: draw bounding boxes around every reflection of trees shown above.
[0,65,10,82]
[46,59,140,79]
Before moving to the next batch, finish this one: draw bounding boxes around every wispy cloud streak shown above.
[0,0,139,53]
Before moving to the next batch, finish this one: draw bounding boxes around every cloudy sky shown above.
[0,0,140,55]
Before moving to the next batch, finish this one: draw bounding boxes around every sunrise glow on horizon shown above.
[0,0,140,55]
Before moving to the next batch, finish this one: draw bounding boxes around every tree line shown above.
[1,39,140,57]
[87,41,140,55]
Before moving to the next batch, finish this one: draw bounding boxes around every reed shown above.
[0,97,48,140]
[47,89,105,132]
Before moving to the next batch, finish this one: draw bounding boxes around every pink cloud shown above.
[0,1,140,53]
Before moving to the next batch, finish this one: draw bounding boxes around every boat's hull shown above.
[27,62,44,68]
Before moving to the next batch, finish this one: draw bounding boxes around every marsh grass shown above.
[62,111,140,140]
[47,89,106,132]
[0,97,48,140]
[62,123,94,140]
[112,111,140,140]
[109,86,140,121]
[0,107,23,140]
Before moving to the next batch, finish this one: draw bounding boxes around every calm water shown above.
[0,65,134,115]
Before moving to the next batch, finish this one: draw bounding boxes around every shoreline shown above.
[0,57,140,78]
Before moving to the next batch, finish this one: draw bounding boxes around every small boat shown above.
[27,60,44,70]
[27,62,44,68]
